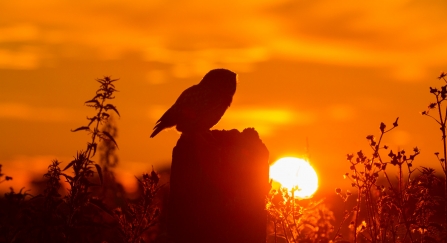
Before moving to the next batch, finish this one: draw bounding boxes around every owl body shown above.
[150,69,237,138]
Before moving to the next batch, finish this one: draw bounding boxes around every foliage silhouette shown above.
[0,77,162,243]
[266,72,447,243]
[422,71,447,232]
[335,119,444,243]
[266,188,335,243]
[0,164,12,184]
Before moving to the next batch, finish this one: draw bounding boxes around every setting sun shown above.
[270,157,319,199]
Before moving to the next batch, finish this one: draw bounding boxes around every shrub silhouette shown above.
[265,72,447,243]
[335,119,443,242]
[0,77,162,243]
[0,165,12,184]
[422,71,447,232]
[266,188,335,243]
[332,71,447,243]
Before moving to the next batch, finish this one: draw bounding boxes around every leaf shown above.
[91,93,102,100]
[87,116,98,127]
[151,166,160,184]
[88,143,97,157]
[71,126,90,132]
[101,131,119,148]
[92,143,97,157]
[388,150,395,158]
[61,173,74,182]
[94,164,103,185]
[357,150,364,159]
[101,112,110,119]
[84,99,101,107]
[379,122,386,132]
[107,87,118,93]
[104,104,120,117]
[393,117,399,127]
[63,160,77,171]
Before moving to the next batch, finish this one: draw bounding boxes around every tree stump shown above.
[168,128,270,243]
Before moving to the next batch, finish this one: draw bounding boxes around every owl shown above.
[150,68,237,138]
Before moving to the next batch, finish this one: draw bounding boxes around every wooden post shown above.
[168,128,270,243]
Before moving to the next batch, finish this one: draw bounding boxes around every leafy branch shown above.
[63,76,120,228]
[0,164,13,183]
[336,119,441,242]
[422,71,447,235]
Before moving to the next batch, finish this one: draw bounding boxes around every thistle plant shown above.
[336,119,442,243]
[266,187,335,243]
[32,76,121,242]
[62,76,119,229]
[0,76,166,243]
[114,169,162,243]
[421,71,447,232]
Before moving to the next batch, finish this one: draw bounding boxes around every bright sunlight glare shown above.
[270,157,319,199]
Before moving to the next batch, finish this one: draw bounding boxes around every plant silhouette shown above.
[0,164,12,184]
[335,119,444,242]
[422,71,447,232]
[0,77,162,243]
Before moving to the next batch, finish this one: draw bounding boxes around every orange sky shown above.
[1,0,447,194]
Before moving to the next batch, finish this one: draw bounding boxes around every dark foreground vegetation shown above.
[266,72,447,243]
[1,72,447,243]
[0,77,162,243]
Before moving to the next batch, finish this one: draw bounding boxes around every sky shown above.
[1,0,447,195]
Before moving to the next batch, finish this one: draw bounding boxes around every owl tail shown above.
[150,125,164,138]
[150,108,176,138]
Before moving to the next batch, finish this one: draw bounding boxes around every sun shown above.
[269,157,319,199]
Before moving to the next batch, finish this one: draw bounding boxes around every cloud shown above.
[0,47,40,69]
[143,47,269,78]
[221,107,314,135]
[0,24,39,42]
[0,102,76,122]
[389,130,411,146]
[1,0,446,79]
[224,108,296,124]
[146,69,168,85]
[148,105,311,136]
[327,104,355,121]
[0,24,43,69]
[267,0,447,81]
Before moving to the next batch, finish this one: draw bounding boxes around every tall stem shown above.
[443,128,447,238]
[354,187,361,243]
[436,94,447,235]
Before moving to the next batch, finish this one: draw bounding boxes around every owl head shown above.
[199,69,237,95]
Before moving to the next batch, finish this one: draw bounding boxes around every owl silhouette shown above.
[150,69,237,138]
